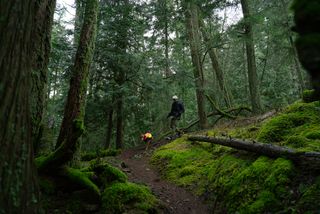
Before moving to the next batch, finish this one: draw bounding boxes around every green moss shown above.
[99,148,121,157]
[74,118,85,136]
[89,162,127,188]
[81,149,121,161]
[302,89,320,103]
[63,167,100,197]
[297,177,320,212]
[228,125,260,140]
[305,130,320,139]
[102,182,158,214]
[286,136,308,148]
[257,101,320,152]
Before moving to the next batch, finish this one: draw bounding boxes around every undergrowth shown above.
[152,100,320,213]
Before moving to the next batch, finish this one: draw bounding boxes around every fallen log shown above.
[188,135,320,170]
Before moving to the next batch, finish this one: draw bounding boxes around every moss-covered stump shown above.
[102,182,159,214]
[152,101,320,213]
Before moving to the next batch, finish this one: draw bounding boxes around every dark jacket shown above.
[168,100,185,118]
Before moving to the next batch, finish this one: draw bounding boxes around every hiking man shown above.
[167,95,185,134]
[141,131,153,150]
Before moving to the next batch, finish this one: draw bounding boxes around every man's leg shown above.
[170,117,177,135]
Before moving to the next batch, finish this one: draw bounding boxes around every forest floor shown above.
[118,139,210,214]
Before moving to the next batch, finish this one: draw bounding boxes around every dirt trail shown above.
[119,140,210,214]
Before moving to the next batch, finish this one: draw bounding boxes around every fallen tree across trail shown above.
[188,135,320,171]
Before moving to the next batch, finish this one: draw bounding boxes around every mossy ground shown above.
[102,182,158,214]
[152,101,320,213]
[41,157,160,213]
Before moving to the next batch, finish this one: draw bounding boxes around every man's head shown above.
[172,95,178,100]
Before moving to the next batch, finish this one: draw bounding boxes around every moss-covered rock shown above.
[102,182,158,214]
[63,167,100,197]
[256,101,320,152]
[89,161,127,189]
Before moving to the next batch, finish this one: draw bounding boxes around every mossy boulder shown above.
[102,182,158,214]
[257,101,320,152]
[88,162,127,188]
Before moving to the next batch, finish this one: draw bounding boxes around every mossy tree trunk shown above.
[41,0,98,169]
[31,0,56,154]
[292,0,320,99]
[0,0,42,212]
[185,0,208,129]
[241,0,262,114]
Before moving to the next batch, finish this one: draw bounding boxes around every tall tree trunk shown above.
[39,0,98,169]
[113,0,130,149]
[240,0,262,113]
[0,0,41,212]
[31,0,56,154]
[105,107,114,149]
[185,1,208,129]
[115,93,124,149]
[199,17,232,108]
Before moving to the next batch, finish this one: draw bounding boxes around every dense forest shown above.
[0,0,319,213]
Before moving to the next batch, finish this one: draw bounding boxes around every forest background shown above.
[44,0,306,154]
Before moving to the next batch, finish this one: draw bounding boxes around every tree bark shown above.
[0,0,41,212]
[40,0,98,169]
[240,0,262,113]
[105,107,114,149]
[31,0,56,154]
[185,1,208,129]
[188,135,320,170]
[115,94,124,149]
[113,0,130,149]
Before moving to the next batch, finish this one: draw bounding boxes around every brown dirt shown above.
[118,140,210,214]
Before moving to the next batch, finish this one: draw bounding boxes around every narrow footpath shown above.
[119,141,210,214]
